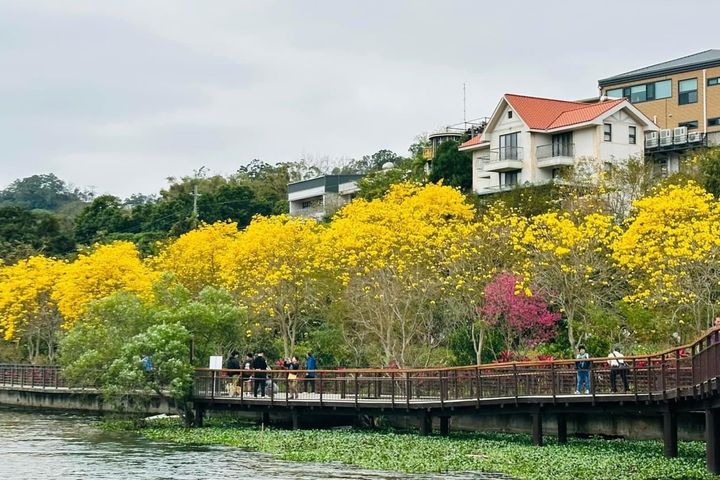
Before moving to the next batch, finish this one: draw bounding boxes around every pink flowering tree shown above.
[479,273,560,358]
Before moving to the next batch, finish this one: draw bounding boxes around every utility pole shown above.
[191,166,206,229]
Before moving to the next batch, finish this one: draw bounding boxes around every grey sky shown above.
[1,0,718,198]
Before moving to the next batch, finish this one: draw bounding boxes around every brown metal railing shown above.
[0,364,65,389]
[193,328,720,406]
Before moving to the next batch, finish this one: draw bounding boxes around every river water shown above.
[0,407,508,480]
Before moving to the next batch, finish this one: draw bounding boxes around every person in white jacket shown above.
[608,347,629,393]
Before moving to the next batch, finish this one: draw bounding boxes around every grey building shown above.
[288,174,363,219]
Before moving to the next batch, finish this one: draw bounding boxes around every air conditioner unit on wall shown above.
[688,132,703,143]
[645,131,658,148]
[659,129,673,147]
[673,127,688,145]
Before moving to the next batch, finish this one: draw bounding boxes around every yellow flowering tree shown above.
[0,256,66,362]
[324,183,475,367]
[613,182,720,334]
[521,211,622,351]
[441,203,528,364]
[51,241,159,328]
[219,215,329,358]
[153,222,240,295]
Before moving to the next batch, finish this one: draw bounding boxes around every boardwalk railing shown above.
[0,364,65,389]
[194,328,720,406]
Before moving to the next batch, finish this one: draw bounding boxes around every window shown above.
[551,132,573,157]
[630,85,646,103]
[301,201,313,209]
[605,80,671,102]
[499,132,519,160]
[709,117,720,127]
[678,78,698,105]
[508,110,513,119]
[504,171,519,187]
[628,126,636,144]
[708,77,720,86]
[654,80,671,99]
[604,123,612,142]
[679,120,699,130]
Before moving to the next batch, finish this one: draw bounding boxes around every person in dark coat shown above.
[252,352,268,397]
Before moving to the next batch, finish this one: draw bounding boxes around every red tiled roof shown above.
[504,94,626,130]
[547,98,625,129]
[459,135,486,148]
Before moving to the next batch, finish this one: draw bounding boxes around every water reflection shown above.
[0,407,508,479]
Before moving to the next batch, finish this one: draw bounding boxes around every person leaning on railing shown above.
[608,347,629,393]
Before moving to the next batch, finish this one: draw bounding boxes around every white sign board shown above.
[209,355,224,370]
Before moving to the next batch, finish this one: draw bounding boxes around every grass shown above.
[102,417,715,480]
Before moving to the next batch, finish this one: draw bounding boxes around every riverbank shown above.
[104,418,713,480]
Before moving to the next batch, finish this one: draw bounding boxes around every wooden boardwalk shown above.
[193,329,720,473]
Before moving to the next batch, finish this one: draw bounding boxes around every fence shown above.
[193,328,720,407]
[0,364,65,389]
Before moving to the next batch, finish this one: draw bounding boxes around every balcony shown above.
[479,147,524,172]
[536,143,575,168]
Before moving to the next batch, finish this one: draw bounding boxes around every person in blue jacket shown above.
[305,352,317,394]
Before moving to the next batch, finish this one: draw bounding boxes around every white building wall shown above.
[472,147,498,194]
[598,111,646,162]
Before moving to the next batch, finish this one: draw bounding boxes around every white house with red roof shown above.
[459,94,658,195]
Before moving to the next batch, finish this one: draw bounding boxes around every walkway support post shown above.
[557,413,567,445]
[420,411,432,436]
[261,411,270,427]
[440,416,450,436]
[291,410,299,430]
[663,407,678,458]
[193,405,205,428]
[707,408,720,474]
[532,410,543,446]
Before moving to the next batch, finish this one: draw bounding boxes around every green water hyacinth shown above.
[104,419,713,480]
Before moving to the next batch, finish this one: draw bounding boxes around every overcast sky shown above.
[1,0,718,198]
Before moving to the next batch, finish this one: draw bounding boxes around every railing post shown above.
[354,374,359,409]
[550,363,556,401]
[211,371,216,400]
[661,354,667,400]
[340,372,346,399]
[513,363,519,404]
[647,356,652,400]
[691,344,697,397]
[319,372,323,407]
[391,372,395,408]
[406,372,411,409]
[475,367,481,407]
[675,350,681,396]
[439,371,445,409]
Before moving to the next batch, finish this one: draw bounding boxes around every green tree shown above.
[104,323,193,414]
[74,195,129,245]
[429,139,472,190]
[0,173,86,211]
[0,206,75,262]
[699,147,720,198]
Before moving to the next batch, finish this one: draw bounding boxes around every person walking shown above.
[287,356,300,399]
[242,353,254,394]
[608,346,629,393]
[305,352,317,394]
[575,345,591,394]
[252,352,268,397]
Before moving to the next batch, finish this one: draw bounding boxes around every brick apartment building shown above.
[599,50,720,173]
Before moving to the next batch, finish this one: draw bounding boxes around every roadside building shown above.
[287,174,362,219]
[599,50,720,174]
[459,94,657,195]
